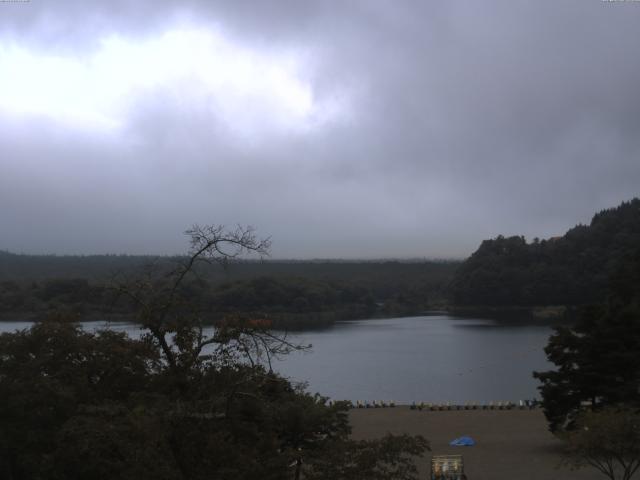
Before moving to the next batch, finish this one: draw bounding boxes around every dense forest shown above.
[0,255,457,328]
[450,198,640,307]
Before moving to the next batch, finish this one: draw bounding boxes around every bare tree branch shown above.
[108,224,310,373]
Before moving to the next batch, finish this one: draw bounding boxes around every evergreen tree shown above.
[451,198,640,307]
[533,249,640,432]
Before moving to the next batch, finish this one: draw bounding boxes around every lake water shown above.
[0,314,555,404]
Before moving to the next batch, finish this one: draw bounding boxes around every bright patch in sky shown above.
[0,28,331,135]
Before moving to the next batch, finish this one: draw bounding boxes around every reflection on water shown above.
[0,315,555,404]
[274,315,554,403]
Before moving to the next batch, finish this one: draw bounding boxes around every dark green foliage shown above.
[0,260,458,327]
[0,252,458,286]
[208,276,377,328]
[533,248,640,432]
[0,252,151,281]
[561,407,640,480]
[0,317,428,480]
[451,198,640,306]
[0,320,161,479]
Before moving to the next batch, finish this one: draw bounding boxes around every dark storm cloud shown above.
[1,1,639,257]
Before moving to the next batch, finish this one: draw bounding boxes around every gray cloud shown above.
[1,0,639,258]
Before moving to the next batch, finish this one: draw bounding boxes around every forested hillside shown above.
[450,198,640,306]
[0,255,458,327]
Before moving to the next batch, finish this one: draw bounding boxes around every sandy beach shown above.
[349,407,603,480]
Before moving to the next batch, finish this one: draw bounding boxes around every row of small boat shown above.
[409,400,539,411]
[352,400,397,408]
[333,399,540,409]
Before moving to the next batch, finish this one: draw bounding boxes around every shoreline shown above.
[446,305,575,322]
[0,307,566,324]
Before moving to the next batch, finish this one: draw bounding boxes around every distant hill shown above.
[0,252,153,281]
[0,252,459,326]
[0,251,457,287]
[450,198,640,307]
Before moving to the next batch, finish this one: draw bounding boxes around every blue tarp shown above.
[449,436,475,446]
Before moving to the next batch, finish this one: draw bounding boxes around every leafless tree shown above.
[112,224,307,371]
[561,407,640,480]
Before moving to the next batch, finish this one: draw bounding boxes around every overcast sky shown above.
[1,1,639,258]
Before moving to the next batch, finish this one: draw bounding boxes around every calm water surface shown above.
[1,315,554,404]
[275,315,554,403]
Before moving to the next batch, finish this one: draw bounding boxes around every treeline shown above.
[0,260,458,328]
[0,251,150,280]
[0,251,456,283]
[450,198,640,307]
